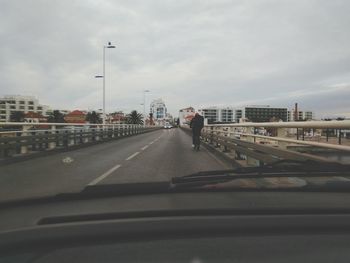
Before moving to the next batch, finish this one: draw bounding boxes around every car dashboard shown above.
[1,191,350,262]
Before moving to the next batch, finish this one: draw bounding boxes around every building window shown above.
[28,106,34,110]
[19,101,25,104]
[20,106,25,110]
[10,105,16,109]
[0,110,6,114]
[37,106,43,110]
[28,101,34,105]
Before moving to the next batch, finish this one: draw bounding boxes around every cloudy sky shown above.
[1,0,350,118]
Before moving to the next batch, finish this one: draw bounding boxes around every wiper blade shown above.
[171,163,350,187]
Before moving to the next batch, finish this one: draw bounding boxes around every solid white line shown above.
[141,145,149,151]
[88,164,121,186]
[126,151,140,161]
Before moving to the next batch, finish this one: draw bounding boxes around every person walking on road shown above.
[190,113,204,151]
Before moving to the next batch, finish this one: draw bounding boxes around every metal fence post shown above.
[20,125,30,154]
[70,127,75,146]
[49,125,56,149]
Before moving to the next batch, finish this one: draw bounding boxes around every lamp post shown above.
[143,90,150,126]
[95,42,116,125]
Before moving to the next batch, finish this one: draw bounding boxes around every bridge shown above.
[1,121,350,202]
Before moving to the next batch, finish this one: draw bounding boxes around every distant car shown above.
[164,123,172,129]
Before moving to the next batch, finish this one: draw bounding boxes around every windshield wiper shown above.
[171,161,350,186]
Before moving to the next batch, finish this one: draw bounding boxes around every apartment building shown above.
[150,98,167,120]
[0,95,49,122]
[197,107,234,123]
[287,110,314,121]
[235,106,288,123]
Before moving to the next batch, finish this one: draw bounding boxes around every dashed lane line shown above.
[141,145,149,151]
[87,164,122,186]
[126,151,140,161]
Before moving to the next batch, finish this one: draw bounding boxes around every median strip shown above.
[126,152,140,161]
[88,164,121,186]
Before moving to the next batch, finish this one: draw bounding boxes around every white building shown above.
[0,95,49,122]
[150,98,167,121]
[197,107,234,123]
[287,110,314,121]
[178,107,195,125]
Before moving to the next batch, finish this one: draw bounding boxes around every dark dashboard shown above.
[1,191,350,262]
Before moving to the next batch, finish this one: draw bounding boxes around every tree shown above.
[10,111,25,122]
[47,110,65,123]
[126,110,144,125]
[86,111,102,124]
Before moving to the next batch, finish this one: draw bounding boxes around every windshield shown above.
[1,0,350,203]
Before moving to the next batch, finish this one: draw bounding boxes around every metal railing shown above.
[186,120,350,167]
[0,122,160,159]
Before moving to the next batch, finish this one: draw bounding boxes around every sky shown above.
[0,0,350,118]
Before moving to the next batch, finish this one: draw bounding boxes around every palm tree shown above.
[10,111,25,122]
[86,111,102,124]
[47,110,65,123]
[126,110,144,125]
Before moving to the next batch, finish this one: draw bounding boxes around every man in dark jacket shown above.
[190,113,204,151]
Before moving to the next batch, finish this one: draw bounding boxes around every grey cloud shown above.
[0,0,349,117]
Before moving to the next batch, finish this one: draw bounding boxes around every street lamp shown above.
[96,42,116,125]
[143,90,150,126]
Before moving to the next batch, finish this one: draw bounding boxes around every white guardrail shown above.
[0,122,160,159]
[202,120,350,152]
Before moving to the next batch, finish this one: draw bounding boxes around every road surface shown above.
[0,128,230,202]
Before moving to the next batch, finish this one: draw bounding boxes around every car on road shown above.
[164,122,172,129]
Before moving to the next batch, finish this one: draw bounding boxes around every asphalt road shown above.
[0,128,229,202]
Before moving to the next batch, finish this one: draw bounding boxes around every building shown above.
[64,110,86,123]
[235,106,288,123]
[197,107,234,123]
[286,103,314,121]
[178,107,195,125]
[107,111,126,124]
[150,99,167,121]
[287,110,314,121]
[0,95,49,122]
[24,112,48,123]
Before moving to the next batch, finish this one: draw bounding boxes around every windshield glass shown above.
[1,0,350,203]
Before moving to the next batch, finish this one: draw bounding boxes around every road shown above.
[0,128,230,202]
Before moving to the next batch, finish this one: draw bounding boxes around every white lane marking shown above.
[88,164,121,186]
[141,145,149,151]
[126,151,140,161]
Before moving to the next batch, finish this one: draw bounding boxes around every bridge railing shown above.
[0,122,160,159]
[190,120,350,166]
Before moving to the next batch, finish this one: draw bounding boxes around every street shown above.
[0,128,229,202]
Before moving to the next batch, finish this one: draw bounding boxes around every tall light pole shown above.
[143,90,150,126]
[96,42,116,125]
